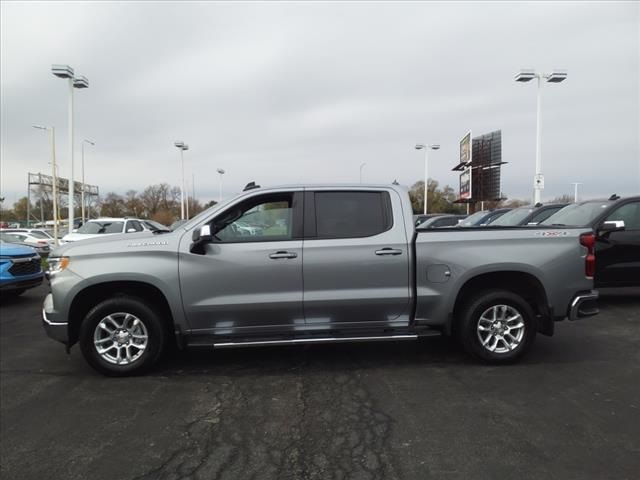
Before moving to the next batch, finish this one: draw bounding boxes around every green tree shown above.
[408,180,464,214]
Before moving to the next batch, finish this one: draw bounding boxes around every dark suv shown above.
[542,195,640,288]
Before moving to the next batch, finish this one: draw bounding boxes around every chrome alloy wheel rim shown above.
[93,312,148,365]
[476,304,525,354]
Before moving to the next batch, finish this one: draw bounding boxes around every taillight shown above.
[580,232,596,278]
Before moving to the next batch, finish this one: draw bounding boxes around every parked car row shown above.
[60,217,170,243]
[0,231,51,257]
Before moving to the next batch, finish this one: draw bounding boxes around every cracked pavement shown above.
[1,285,639,480]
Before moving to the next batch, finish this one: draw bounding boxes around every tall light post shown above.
[414,143,440,214]
[174,141,189,220]
[33,125,59,245]
[359,162,366,183]
[52,65,89,233]
[81,139,95,223]
[216,168,225,203]
[571,182,583,203]
[515,68,567,204]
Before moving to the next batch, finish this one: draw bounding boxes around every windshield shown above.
[541,202,611,226]
[490,208,534,226]
[458,211,487,227]
[77,221,124,234]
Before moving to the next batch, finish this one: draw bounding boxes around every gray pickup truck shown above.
[43,184,599,376]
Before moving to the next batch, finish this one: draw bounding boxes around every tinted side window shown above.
[605,202,640,230]
[315,192,391,239]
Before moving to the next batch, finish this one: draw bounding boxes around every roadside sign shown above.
[460,168,472,199]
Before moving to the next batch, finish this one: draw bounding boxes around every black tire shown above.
[79,296,167,376]
[457,289,536,364]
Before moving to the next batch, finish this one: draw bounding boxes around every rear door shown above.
[596,200,640,287]
[302,189,410,328]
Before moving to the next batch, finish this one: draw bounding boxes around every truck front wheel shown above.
[457,289,536,363]
[79,296,167,376]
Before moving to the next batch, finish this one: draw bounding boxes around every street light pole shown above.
[415,143,440,215]
[52,65,89,234]
[33,125,59,244]
[174,141,189,220]
[571,182,582,203]
[81,139,94,224]
[217,169,225,203]
[359,162,366,183]
[67,76,74,232]
[515,68,567,205]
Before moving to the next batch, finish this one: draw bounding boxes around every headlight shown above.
[47,256,70,275]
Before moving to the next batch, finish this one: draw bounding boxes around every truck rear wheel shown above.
[79,296,167,376]
[457,289,536,363]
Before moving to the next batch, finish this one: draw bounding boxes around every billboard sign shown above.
[459,167,472,200]
[460,131,472,166]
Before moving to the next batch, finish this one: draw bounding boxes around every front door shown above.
[596,200,640,287]
[179,191,305,334]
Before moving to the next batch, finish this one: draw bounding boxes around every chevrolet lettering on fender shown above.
[42,184,604,376]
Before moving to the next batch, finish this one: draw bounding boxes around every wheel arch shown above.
[68,280,178,347]
[451,270,553,336]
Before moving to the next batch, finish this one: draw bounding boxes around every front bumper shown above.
[42,293,69,344]
[568,290,599,321]
[0,275,43,291]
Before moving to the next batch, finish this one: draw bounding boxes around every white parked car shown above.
[1,228,57,246]
[61,218,169,243]
[0,231,51,256]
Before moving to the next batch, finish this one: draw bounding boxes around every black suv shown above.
[542,195,640,288]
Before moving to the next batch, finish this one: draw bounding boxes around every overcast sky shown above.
[1,1,638,206]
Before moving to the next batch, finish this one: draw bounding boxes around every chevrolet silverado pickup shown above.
[43,184,601,376]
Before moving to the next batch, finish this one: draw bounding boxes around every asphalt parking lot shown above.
[1,285,639,480]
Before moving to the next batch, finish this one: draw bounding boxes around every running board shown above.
[211,334,420,349]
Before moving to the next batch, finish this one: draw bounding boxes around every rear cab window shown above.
[307,191,392,239]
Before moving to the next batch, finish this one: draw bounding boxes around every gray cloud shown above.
[1,1,638,206]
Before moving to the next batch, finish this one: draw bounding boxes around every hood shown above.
[61,232,120,242]
[0,242,38,257]
[52,230,179,257]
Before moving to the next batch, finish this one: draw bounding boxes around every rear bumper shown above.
[42,293,69,345]
[568,290,599,321]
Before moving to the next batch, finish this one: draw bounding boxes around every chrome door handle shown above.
[375,248,403,256]
[269,251,298,259]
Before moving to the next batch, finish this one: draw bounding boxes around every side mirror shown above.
[599,220,625,233]
[190,224,213,255]
[191,224,212,243]
[72,229,78,233]
[127,228,137,233]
